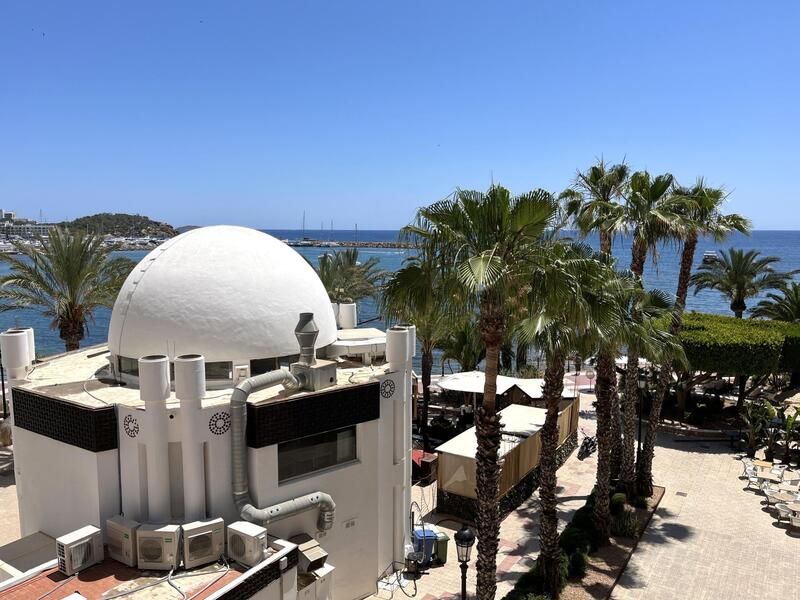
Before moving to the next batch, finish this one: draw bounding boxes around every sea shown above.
[3,230,799,360]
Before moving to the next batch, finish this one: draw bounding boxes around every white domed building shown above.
[107,226,338,386]
[2,227,415,600]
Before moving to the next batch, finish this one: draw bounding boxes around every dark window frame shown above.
[277,425,358,483]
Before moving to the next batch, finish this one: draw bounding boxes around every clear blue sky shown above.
[1,2,797,229]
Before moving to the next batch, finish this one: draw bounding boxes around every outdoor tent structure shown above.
[434,399,580,520]
[433,370,577,409]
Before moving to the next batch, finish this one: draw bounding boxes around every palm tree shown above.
[618,171,687,496]
[561,159,629,496]
[382,251,457,451]
[690,248,794,318]
[440,318,486,372]
[751,282,800,322]
[316,248,385,304]
[0,227,135,352]
[636,181,750,496]
[519,242,616,598]
[407,185,559,600]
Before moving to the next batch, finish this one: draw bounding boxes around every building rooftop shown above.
[19,343,389,410]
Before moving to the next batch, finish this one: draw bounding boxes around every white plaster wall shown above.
[13,427,120,538]
[248,418,383,600]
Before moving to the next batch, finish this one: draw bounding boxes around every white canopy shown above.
[433,370,575,399]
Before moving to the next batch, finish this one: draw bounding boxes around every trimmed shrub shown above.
[559,526,590,555]
[568,551,588,579]
[569,506,603,550]
[631,495,648,509]
[611,508,639,537]
[610,492,627,516]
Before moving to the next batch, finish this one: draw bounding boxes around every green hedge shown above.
[675,313,800,375]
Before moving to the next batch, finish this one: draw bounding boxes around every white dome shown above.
[108,226,337,365]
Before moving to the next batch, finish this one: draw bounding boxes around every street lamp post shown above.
[585,366,596,393]
[454,525,475,600]
[637,370,647,455]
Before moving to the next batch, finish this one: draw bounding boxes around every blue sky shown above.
[1,2,797,229]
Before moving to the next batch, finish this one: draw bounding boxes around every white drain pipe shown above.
[175,354,206,522]
[139,354,171,522]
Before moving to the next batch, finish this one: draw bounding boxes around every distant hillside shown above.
[61,213,178,237]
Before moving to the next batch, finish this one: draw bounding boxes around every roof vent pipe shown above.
[295,313,318,366]
[0,330,30,381]
[139,354,171,522]
[386,326,410,372]
[398,323,416,361]
[7,328,35,364]
[175,354,206,522]
[230,368,336,531]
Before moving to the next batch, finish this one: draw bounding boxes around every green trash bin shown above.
[434,531,450,565]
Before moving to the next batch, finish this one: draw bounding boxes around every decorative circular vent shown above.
[209,412,231,435]
[380,379,396,399]
[123,414,140,438]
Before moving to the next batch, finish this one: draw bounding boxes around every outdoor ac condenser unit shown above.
[226,521,267,567]
[106,515,140,567]
[137,523,181,570]
[56,525,104,576]
[182,517,225,569]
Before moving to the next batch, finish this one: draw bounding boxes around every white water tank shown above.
[175,354,206,522]
[0,329,30,380]
[7,327,35,364]
[338,303,357,329]
[139,355,171,522]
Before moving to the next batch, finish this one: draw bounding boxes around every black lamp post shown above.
[637,370,647,454]
[454,525,475,600]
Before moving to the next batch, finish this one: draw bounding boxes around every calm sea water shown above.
[3,230,799,359]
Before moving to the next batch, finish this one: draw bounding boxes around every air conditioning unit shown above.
[137,523,181,570]
[56,525,104,576]
[226,521,267,567]
[106,515,140,567]
[182,517,224,569]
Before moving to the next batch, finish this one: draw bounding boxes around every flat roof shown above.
[435,404,548,459]
[18,344,389,410]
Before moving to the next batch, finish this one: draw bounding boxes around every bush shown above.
[568,506,603,551]
[631,495,648,509]
[559,526,590,555]
[568,551,588,579]
[611,508,639,537]
[610,492,627,516]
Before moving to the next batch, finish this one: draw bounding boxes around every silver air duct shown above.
[295,312,318,366]
[230,341,336,532]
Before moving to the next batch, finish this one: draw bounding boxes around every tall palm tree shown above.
[381,251,457,451]
[316,248,386,304]
[407,185,559,600]
[691,248,795,318]
[636,181,750,496]
[618,171,686,496]
[752,282,800,322]
[0,227,135,352]
[519,242,616,598]
[561,160,629,489]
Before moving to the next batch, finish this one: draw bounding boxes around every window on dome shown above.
[278,426,357,482]
[205,361,233,380]
[118,356,139,377]
[250,358,278,376]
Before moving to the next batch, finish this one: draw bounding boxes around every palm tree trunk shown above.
[539,351,566,599]
[637,234,696,497]
[621,235,647,496]
[592,351,616,539]
[476,307,504,600]
[610,388,623,481]
[420,348,433,452]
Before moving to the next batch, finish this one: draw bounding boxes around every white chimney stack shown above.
[338,302,357,329]
[1,329,30,381]
[175,354,206,522]
[138,354,171,522]
[7,327,35,364]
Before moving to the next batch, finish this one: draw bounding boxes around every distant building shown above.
[1,221,53,237]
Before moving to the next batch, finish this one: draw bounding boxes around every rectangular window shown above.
[205,361,233,380]
[278,426,357,482]
[250,358,278,376]
[119,356,139,376]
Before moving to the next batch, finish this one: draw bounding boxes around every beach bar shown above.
[435,399,580,520]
